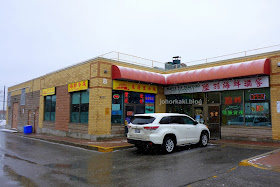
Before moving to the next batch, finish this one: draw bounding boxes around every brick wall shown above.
[111,125,125,135]
[55,85,70,131]
[269,55,280,140]
[155,86,166,113]
[221,126,272,141]
[7,91,40,131]
[24,91,40,131]
[43,121,55,130]
[68,123,88,134]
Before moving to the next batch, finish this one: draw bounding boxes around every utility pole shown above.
[2,86,5,120]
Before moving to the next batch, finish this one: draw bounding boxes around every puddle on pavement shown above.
[2,165,38,187]
[44,162,85,169]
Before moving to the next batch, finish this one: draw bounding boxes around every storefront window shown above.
[166,94,193,117]
[221,90,243,126]
[207,92,221,104]
[44,95,56,121]
[112,91,123,124]
[244,88,271,127]
[70,90,89,123]
[112,91,155,124]
[193,93,204,104]
[124,92,144,104]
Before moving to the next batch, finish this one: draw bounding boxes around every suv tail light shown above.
[144,126,159,130]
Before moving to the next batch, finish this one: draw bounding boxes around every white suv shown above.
[127,113,210,153]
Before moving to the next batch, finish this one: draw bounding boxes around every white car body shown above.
[127,113,210,151]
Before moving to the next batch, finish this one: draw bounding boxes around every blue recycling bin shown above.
[24,125,32,134]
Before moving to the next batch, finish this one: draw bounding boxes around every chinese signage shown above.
[113,80,157,94]
[164,76,269,95]
[222,109,243,116]
[145,94,155,103]
[68,80,88,92]
[145,94,155,113]
[222,93,243,116]
[224,96,241,105]
[42,87,55,96]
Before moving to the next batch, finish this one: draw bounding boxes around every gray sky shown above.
[1,0,280,110]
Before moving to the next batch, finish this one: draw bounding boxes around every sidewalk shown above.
[15,132,134,152]
[240,149,280,172]
[211,139,280,172]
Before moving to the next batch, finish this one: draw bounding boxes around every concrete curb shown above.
[239,149,280,170]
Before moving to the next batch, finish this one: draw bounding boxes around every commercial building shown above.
[6,50,280,141]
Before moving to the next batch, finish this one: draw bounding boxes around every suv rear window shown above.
[131,116,155,125]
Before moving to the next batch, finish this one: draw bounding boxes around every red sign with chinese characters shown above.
[224,96,242,105]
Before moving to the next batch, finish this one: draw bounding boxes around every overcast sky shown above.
[1,0,280,110]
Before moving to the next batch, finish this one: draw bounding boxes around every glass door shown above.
[207,105,221,139]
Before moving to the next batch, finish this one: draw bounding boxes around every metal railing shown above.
[185,44,280,66]
[99,44,280,69]
[99,51,166,69]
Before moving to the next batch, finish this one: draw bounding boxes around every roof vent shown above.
[165,56,186,70]
[172,56,181,64]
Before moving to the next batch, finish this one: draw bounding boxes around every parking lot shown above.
[1,131,280,186]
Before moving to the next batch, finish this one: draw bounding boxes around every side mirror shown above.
[194,120,198,125]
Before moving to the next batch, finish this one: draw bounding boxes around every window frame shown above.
[70,90,89,123]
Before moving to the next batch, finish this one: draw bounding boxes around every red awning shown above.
[166,59,270,85]
[112,65,166,85]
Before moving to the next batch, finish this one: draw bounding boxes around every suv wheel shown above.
[162,136,175,153]
[199,132,208,147]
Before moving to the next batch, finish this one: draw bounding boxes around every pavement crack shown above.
[179,166,240,186]
[5,153,38,165]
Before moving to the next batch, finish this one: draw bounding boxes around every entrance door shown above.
[12,103,19,129]
[207,105,220,139]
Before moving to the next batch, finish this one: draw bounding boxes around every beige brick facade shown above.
[6,51,280,140]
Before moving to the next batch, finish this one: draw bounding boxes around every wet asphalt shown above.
[0,130,280,187]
